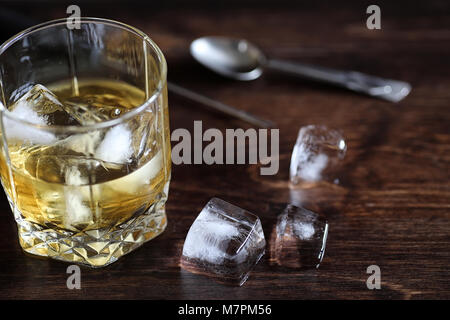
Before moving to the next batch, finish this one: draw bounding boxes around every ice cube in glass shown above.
[9,84,80,126]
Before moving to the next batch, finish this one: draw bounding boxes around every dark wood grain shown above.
[0,0,449,299]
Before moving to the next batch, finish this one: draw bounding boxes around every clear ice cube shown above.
[95,124,133,164]
[22,122,134,182]
[106,150,162,194]
[7,83,126,129]
[5,85,62,144]
[60,131,103,156]
[9,84,80,126]
[126,107,157,167]
[273,204,328,269]
[62,100,112,125]
[180,197,266,286]
[290,125,346,184]
[63,94,128,124]
[63,166,94,229]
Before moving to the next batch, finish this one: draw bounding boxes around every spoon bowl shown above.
[190,37,265,81]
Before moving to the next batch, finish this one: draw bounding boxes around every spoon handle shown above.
[266,59,411,102]
[168,82,275,128]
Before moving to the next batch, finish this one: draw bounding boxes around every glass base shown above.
[15,203,167,268]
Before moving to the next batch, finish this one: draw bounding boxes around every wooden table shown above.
[0,1,448,299]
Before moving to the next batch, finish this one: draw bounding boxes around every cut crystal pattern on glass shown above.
[290,125,346,184]
[273,204,328,269]
[180,198,266,286]
[16,190,168,268]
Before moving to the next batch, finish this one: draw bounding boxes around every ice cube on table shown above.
[273,204,328,269]
[181,197,266,286]
[290,125,347,184]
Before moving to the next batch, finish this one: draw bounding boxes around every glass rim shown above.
[0,17,167,133]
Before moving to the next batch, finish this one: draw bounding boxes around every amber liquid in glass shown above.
[0,79,170,267]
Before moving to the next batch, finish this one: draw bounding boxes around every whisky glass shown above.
[0,18,171,267]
